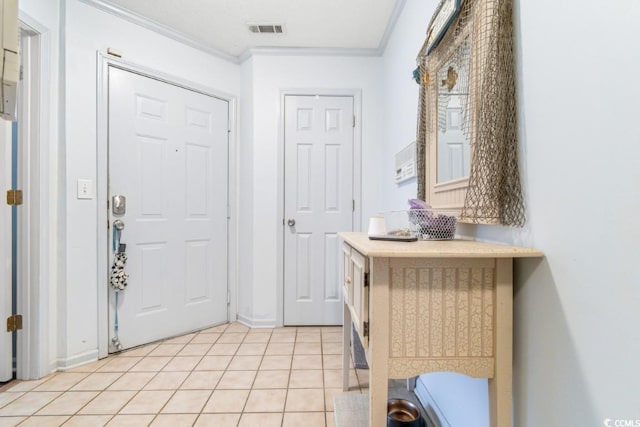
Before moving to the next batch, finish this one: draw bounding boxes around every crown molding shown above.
[378,0,407,55]
[238,47,382,63]
[78,0,407,65]
[77,0,240,64]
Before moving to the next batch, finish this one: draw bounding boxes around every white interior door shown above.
[438,95,470,182]
[0,121,12,381]
[284,95,354,325]
[108,67,229,351]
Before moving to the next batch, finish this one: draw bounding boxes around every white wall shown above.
[237,57,255,325]
[238,54,384,325]
[507,0,640,424]
[382,0,640,426]
[380,0,438,211]
[57,0,241,367]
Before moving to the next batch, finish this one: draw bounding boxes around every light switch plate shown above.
[77,179,94,199]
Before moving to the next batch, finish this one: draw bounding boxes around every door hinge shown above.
[19,65,23,81]
[6,314,23,332]
[364,272,369,288]
[363,321,369,338]
[6,189,23,206]
[352,115,356,127]
[227,290,231,305]
[352,200,355,212]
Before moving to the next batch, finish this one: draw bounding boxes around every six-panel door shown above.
[283,95,355,325]
[108,67,229,350]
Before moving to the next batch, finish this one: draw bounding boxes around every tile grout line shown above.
[237,325,259,419]
[146,331,200,426]
[279,329,297,427]
[1,323,353,427]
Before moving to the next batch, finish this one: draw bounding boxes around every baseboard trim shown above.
[236,314,276,329]
[47,360,58,377]
[56,349,100,371]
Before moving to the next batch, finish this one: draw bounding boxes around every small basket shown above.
[384,209,457,240]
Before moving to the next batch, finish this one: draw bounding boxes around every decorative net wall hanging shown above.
[416,0,525,226]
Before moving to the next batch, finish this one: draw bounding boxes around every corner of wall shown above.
[237,57,255,322]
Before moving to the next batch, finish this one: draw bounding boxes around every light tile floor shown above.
[0,323,368,427]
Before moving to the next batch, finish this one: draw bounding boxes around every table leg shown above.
[369,368,389,427]
[369,257,390,427]
[489,258,513,427]
[342,302,352,392]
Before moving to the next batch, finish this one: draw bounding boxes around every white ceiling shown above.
[84,0,405,62]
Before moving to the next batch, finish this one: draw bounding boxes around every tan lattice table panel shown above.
[387,258,495,379]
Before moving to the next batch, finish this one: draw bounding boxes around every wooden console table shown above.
[339,232,542,427]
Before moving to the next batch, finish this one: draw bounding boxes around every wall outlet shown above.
[77,179,94,199]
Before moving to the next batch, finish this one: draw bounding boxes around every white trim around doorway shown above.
[275,89,362,327]
[13,13,54,380]
[96,53,239,358]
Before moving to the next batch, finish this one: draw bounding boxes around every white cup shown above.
[368,215,387,236]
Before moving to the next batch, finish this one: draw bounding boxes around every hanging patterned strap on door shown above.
[110,219,128,351]
[110,220,128,291]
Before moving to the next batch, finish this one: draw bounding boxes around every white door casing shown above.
[108,67,229,350]
[283,95,354,325]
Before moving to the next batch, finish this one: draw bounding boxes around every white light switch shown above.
[77,179,94,199]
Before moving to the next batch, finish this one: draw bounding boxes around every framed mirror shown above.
[419,0,525,225]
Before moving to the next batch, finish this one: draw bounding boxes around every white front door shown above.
[283,95,354,325]
[108,67,229,351]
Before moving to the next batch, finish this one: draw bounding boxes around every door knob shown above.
[287,218,296,226]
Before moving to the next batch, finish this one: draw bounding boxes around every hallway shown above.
[0,324,366,426]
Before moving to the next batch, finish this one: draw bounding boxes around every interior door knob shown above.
[287,218,296,226]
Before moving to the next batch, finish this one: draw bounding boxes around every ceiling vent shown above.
[248,24,284,34]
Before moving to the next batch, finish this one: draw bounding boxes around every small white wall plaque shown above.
[395,141,417,184]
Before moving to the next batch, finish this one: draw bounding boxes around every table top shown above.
[339,232,543,259]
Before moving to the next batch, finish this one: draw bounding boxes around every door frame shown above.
[96,54,238,358]
[276,89,362,327]
[7,14,54,380]
[0,14,54,381]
